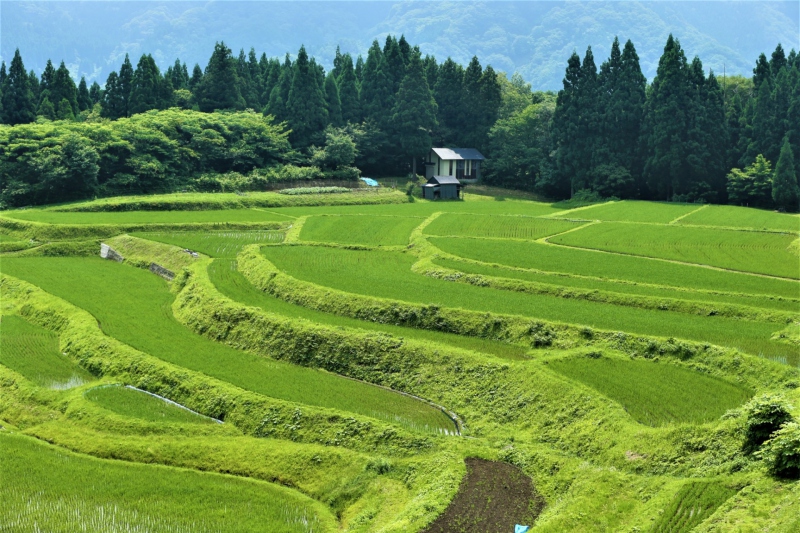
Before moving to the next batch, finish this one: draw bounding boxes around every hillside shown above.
[2,0,798,89]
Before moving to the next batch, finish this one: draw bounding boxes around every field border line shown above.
[669,204,708,225]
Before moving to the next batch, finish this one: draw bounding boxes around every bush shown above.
[278,187,350,196]
[759,422,800,478]
[743,394,794,452]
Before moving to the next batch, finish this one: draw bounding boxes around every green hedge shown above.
[278,187,351,195]
[0,274,432,455]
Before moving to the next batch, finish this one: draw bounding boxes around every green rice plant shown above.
[299,214,425,246]
[422,213,582,239]
[131,230,285,258]
[546,355,751,425]
[677,205,800,232]
[650,481,738,532]
[429,237,800,299]
[550,222,800,279]
[3,208,293,225]
[208,259,528,360]
[0,432,335,533]
[557,200,702,223]
[85,384,217,424]
[0,314,93,388]
[259,245,796,360]
[431,257,800,313]
[0,257,455,434]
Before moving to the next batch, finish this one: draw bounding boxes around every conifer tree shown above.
[393,50,437,175]
[332,46,344,80]
[89,81,102,105]
[77,76,91,111]
[551,51,583,197]
[770,44,787,77]
[433,57,465,145]
[287,45,328,147]
[383,35,406,97]
[2,49,36,125]
[773,136,799,211]
[101,71,125,119]
[266,54,292,121]
[195,42,243,112]
[398,35,411,66]
[28,70,40,104]
[129,54,164,114]
[40,60,55,97]
[118,54,134,116]
[261,57,281,109]
[642,35,690,199]
[0,62,6,88]
[57,97,75,120]
[423,55,438,89]
[52,61,79,116]
[355,55,364,85]
[360,40,392,125]
[324,72,343,126]
[236,48,259,109]
[336,53,360,124]
[189,64,203,91]
[37,96,55,120]
[753,53,771,92]
[247,49,261,103]
[478,65,502,149]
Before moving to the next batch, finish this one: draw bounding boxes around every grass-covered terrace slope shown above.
[44,188,409,211]
[0,256,455,435]
[0,273,435,453]
[256,244,795,361]
[85,384,218,425]
[0,432,337,533]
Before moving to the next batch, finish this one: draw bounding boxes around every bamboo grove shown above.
[1,35,798,210]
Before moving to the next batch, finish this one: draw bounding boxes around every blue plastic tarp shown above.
[360,177,379,187]
[515,526,530,533]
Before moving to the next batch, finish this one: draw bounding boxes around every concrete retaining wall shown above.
[149,263,175,281]
[100,243,124,262]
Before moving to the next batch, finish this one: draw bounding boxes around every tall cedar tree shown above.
[77,77,91,111]
[2,50,36,125]
[89,81,102,105]
[248,49,261,104]
[423,55,438,89]
[118,54,134,117]
[332,46,344,80]
[392,50,437,175]
[129,54,165,114]
[355,55,364,85]
[52,61,79,116]
[189,64,203,91]
[57,98,75,120]
[336,53,361,123]
[461,56,484,147]
[261,57,281,110]
[552,51,582,198]
[771,44,787,76]
[287,46,328,148]
[237,49,260,109]
[37,96,56,120]
[479,65,502,151]
[267,54,292,122]
[434,58,465,145]
[324,72,343,126]
[101,71,123,118]
[383,35,406,97]
[642,35,691,199]
[360,40,392,126]
[40,60,55,99]
[28,70,40,104]
[196,42,244,112]
[773,136,799,211]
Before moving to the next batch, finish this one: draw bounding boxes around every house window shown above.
[449,160,453,175]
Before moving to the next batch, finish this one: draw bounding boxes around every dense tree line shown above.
[0,37,501,178]
[2,36,797,210]
[485,36,800,210]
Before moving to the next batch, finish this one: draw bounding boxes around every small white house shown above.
[424,148,485,183]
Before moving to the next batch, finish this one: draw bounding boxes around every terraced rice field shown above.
[131,230,285,257]
[676,204,800,232]
[299,214,425,246]
[207,259,529,360]
[0,314,93,388]
[422,213,581,239]
[260,246,794,359]
[546,355,751,426]
[1,208,293,225]
[550,222,800,279]
[431,257,799,312]
[650,481,738,533]
[429,237,800,299]
[0,432,334,533]
[0,257,455,434]
[86,384,217,424]
[561,200,702,223]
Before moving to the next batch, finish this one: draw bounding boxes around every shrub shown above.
[278,187,350,195]
[759,422,800,478]
[743,394,794,452]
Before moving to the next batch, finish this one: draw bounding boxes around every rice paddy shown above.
[85,384,218,424]
[260,245,795,360]
[131,230,285,258]
[0,432,334,533]
[422,213,581,239]
[676,204,800,232]
[560,200,702,223]
[550,222,800,279]
[545,355,752,426]
[299,214,425,246]
[0,314,93,388]
[0,257,455,434]
[650,481,738,532]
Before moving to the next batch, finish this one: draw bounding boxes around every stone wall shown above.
[149,263,175,281]
[100,243,124,262]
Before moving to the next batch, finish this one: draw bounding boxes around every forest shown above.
[0,35,798,210]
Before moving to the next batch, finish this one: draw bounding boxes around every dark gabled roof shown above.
[428,175,461,185]
[431,148,485,161]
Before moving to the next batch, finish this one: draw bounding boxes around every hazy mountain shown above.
[2,1,798,90]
